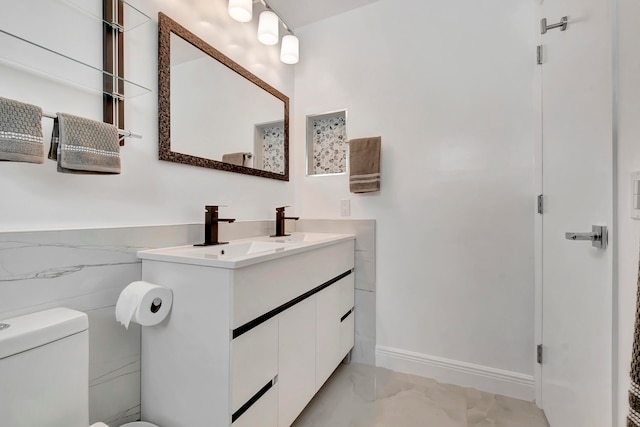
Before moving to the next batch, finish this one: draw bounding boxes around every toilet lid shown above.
[89,422,159,427]
[120,423,159,427]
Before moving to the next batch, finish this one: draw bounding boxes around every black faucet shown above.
[194,205,236,246]
[271,206,299,237]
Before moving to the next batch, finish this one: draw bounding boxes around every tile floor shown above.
[292,363,550,427]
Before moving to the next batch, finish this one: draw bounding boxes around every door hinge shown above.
[537,45,543,65]
[537,344,543,364]
[537,194,543,214]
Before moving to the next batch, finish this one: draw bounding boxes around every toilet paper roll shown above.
[115,281,172,329]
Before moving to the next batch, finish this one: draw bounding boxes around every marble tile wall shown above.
[295,219,376,365]
[0,219,374,425]
[0,221,273,426]
[0,224,199,425]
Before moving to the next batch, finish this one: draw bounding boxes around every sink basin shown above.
[186,241,286,258]
[265,232,342,243]
[211,241,285,257]
[138,232,354,269]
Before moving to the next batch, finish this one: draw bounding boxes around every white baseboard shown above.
[376,345,535,402]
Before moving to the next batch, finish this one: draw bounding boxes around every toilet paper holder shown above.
[116,281,173,329]
[150,298,162,313]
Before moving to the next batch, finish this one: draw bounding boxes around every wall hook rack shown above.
[541,16,568,34]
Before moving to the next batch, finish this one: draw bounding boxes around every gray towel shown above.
[0,97,44,163]
[349,136,381,193]
[48,113,120,174]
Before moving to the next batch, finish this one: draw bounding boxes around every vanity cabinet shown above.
[139,236,355,427]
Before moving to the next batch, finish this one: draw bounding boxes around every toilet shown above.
[0,307,159,427]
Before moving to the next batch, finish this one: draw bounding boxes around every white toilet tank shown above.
[0,308,89,427]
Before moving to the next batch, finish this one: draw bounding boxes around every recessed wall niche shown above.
[306,110,347,175]
[254,121,285,174]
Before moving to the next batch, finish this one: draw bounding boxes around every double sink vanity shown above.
[137,226,356,427]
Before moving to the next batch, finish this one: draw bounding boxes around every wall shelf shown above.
[0,28,151,99]
[60,0,150,33]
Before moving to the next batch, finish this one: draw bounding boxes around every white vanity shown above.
[137,232,355,427]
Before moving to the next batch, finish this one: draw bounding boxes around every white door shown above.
[539,0,613,425]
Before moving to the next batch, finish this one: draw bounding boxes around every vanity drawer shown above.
[232,382,278,427]
[340,310,355,358]
[232,240,355,329]
[338,273,355,358]
[231,317,278,413]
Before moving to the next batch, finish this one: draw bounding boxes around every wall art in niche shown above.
[306,110,347,175]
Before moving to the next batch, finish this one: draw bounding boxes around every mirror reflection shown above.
[158,13,289,180]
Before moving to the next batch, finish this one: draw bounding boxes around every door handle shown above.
[541,16,568,35]
[565,225,608,249]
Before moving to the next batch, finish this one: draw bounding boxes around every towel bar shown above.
[42,111,141,140]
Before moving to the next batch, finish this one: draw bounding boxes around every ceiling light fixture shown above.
[280,34,299,64]
[257,0,300,65]
[257,11,279,45]
[228,0,253,23]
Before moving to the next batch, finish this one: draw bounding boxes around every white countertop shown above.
[137,232,355,269]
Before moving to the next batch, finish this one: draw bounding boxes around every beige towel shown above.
[222,152,252,167]
[349,136,381,193]
[48,113,120,174]
[0,97,44,163]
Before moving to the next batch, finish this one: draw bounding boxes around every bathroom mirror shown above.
[158,12,289,181]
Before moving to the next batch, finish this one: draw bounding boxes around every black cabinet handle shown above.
[231,379,274,423]
[340,308,353,322]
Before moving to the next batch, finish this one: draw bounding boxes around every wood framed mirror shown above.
[158,12,290,181]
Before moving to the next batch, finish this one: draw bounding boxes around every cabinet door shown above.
[315,282,342,389]
[278,297,316,427]
[316,275,355,389]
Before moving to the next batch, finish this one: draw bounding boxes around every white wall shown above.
[617,0,640,424]
[0,0,295,231]
[293,0,537,387]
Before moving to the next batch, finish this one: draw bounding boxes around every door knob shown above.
[565,225,608,249]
